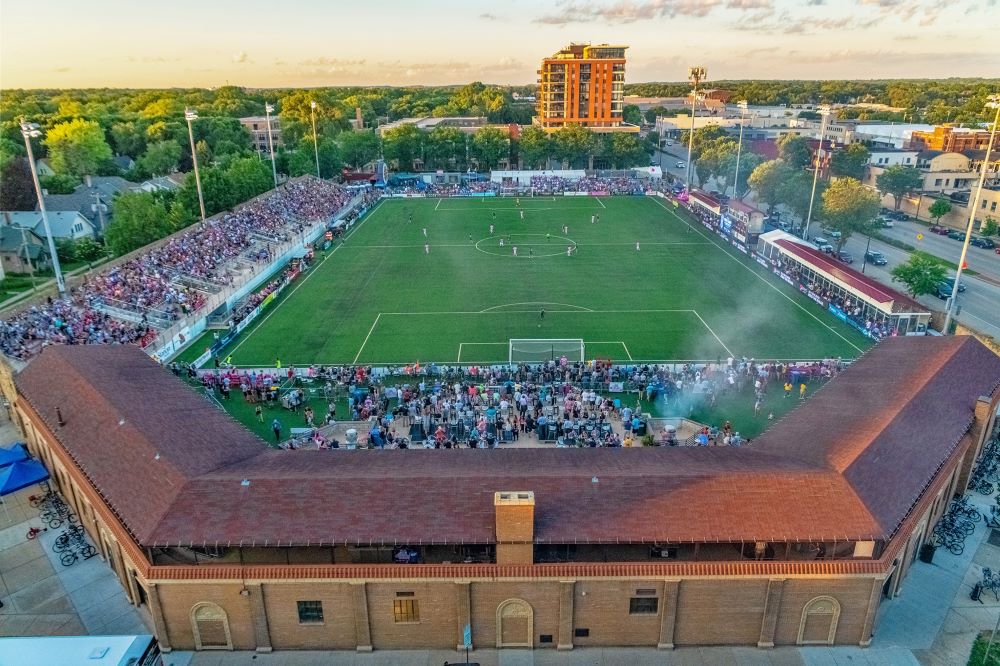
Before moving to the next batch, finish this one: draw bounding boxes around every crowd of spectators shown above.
[0,177,353,360]
[191,357,845,450]
[776,258,893,340]
[528,176,647,195]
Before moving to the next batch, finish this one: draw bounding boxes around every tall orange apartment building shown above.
[535,43,637,132]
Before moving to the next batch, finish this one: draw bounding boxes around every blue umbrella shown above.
[0,459,50,496]
[0,443,28,467]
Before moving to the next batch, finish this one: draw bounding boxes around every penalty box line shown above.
[458,340,632,363]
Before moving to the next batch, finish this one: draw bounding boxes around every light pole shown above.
[803,104,831,240]
[732,100,748,199]
[943,93,999,334]
[19,120,65,295]
[310,101,321,178]
[685,66,706,192]
[185,108,207,220]
[264,103,279,187]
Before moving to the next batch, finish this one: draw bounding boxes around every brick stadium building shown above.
[1,336,998,654]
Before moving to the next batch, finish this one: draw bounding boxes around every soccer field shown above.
[213,195,871,366]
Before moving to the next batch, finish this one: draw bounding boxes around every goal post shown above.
[509,339,585,364]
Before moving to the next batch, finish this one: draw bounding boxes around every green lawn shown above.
[186,196,870,367]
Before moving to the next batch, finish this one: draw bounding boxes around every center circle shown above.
[474,234,577,258]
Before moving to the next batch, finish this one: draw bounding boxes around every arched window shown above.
[496,599,533,648]
[798,596,841,645]
[190,602,233,650]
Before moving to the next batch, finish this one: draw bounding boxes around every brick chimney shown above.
[494,491,535,565]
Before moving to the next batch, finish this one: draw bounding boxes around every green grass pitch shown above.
[199,195,871,366]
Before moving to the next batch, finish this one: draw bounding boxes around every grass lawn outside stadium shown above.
[193,195,871,368]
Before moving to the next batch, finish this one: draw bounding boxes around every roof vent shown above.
[55,406,65,427]
[592,476,599,484]
[154,453,161,461]
[118,418,125,426]
[241,479,251,487]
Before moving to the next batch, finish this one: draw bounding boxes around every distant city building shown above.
[535,43,636,133]
[377,116,487,137]
[910,125,993,152]
[866,149,919,168]
[239,115,282,153]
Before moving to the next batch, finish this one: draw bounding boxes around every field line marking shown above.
[649,197,866,355]
[227,199,385,357]
[353,313,382,364]
[480,301,593,312]
[621,341,633,361]
[345,241,712,249]
[596,197,606,209]
[456,343,462,363]
[376,309,694,315]
[435,198,442,210]
[692,310,735,359]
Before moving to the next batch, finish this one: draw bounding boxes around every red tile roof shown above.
[774,238,925,312]
[14,338,1000,548]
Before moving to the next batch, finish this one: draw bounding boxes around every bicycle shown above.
[52,525,87,553]
[981,568,1000,602]
[25,526,45,540]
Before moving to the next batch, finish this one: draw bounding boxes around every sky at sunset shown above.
[2,0,999,88]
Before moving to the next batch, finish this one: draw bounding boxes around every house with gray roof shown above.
[42,175,137,234]
[2,210,96,241]
[0,224,49,275]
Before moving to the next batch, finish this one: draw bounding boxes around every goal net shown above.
[509,339,585,364]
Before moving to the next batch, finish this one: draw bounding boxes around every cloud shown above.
[233,51,250,64]
[533,0,773,25]
[298,57,368,67]
[787,48,985,65]
[480,12,498,19]
[54,67,71,73]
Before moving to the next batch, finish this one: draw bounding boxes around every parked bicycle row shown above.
[25,485,99,567]
[969,438,1000,495]
[931,496,983,556]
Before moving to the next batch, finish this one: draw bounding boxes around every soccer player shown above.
[424,243,430,254]
[512,245,518,256]
[591,214,595,224]
[635,241,640,251]
[408,213,412,224]
[468,233,473,242]
[489,223,494,235]
[500,238,505,247]
[540,308,545,320]
[563,224,568,235]
[528,247,533,258]
[492,211,496,222]
[566,245,572,257]
[516,197,520,206]
[799,383,807,400]
[520,209,525,221]
[546,233,550,241]
[422,227,427,237]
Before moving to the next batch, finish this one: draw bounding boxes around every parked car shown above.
[929,225,950,235]
[837,251,853,264]
[878,217,895,228]
[934,282,953,300]
[812,236,834,253]
[822,228,842,239]
[864,250,888,265]
[970,237,996,249]
[941,277,966,293]
[676,161,686,168]
[890,210,908,221]
[947,230,965,241]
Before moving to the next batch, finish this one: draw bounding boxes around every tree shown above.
[40,174,79,194]
[830,143,870,181]
[73,237,106,263]
[0,159,37,210]
[552,125,594,168]
[982,218,998,237]
[424,126,465,170]
[226,157,273,204]
[138,140,182,176]
[778,171,825,224]
[0,137,25,172]
[623,104,643,126]
[891,254,947,298]
[470,126,510,171]
[748,160,791,212]
[104,192,173,256]
[876,165,922,210]
[44,118,113,177]
[517,125,551,169]
[338,130,380,168]
[607,133,649,168]
[695,138,738,189]
[54,238,77,264]
[110,121,147,158]
[382,124,424,171]
[733,152,764,199]
[820,177,880,251]
[928,199,952,224]
[777,135,812,170]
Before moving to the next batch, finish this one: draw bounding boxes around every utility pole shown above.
[803,105,831,240]
[19,119,65,295]
[732,100,748,199]
[684,66,707,193]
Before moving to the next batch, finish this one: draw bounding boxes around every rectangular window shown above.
[574,628,590,637]
[297,600,324,623]
[992,202,997,212]
[629,597,659,614]
[393,599,419,623]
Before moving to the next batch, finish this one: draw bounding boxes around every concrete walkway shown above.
[0,412,150,640]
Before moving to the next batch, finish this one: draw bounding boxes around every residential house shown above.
[136,173,186,193]
[3,210,96,242]
[34,159,55,177]
[0,223,49,275]
[915,151,976,194]
[42,175,136,234]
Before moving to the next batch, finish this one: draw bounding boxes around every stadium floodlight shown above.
[264,102,279,187]
[184,108,207,220]
[943,93,1000,333]
[803,104,831,240]
[19,119,65,295]
[310,101,321,178]
[732,100,749,199]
